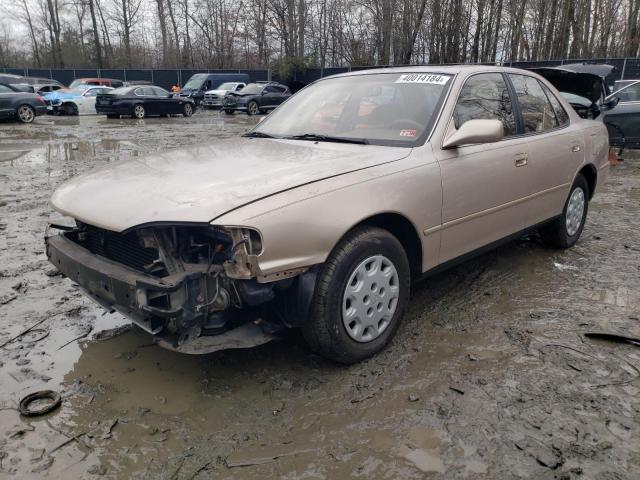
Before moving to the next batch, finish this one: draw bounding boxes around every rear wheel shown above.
[133,104,146,119]
[16,105,35,124]
[540,174,589,248]
[247,101,260,116]
[302,227,410,364]
[183,103,194,117]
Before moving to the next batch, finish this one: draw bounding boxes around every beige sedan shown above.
[46,66,609,363]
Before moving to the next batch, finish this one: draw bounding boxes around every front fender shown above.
[212,148,442,277]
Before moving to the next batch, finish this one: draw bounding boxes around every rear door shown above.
[507,74,584,226]
[138,87,158,114]
[261,85,283,109]
[0,85,17,117]
[435,72,531,262]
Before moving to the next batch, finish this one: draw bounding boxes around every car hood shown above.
[204,89,228,95]
[51,138,411,232]
[44,90,80,101]
[532,67,607,104]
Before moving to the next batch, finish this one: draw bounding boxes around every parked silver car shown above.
[46,66,609,363]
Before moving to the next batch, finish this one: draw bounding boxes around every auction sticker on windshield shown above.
[396,74,450,85]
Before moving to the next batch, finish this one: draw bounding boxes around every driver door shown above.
[435,72,531,263]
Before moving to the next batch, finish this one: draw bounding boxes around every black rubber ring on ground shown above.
[18,390,62,417]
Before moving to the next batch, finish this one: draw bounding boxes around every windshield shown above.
[239,84,264,94]
[218,82,237,90]
[69,79,89,88]
[68,87,89,95]
[253,73,451,147]
[183,75,205,90]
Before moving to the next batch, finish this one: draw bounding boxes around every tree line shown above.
[1,0,639,78]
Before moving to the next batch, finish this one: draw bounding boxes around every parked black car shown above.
[0,83,47,123]
[223,82,291,115]
[96,86,195,119]
[603,80,640,149]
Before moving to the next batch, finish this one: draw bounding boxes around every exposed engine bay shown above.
[45,222,316,353]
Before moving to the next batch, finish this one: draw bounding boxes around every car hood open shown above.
[532,65,612,104]
[51,138,411,232]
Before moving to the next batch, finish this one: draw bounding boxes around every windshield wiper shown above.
[242,131,276,139]
[285,133,368,145]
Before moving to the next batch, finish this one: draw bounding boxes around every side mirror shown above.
[602,96,620,111]
[443,119,504,148]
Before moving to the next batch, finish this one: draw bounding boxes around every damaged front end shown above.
[45,222,315,353]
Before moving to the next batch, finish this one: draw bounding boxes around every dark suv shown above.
[223,82,291,115]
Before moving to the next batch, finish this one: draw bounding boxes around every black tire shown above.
[16,104,35,123]
[183,103,194,117]
[540,174,590,249]
[302,226,411,364]
[62,103,77,116]
[224,109,234,115]
[106,114,119,119]
[247,101,259,116]
[132,104,146,119]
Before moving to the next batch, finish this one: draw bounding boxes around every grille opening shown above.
[74,224,160,273]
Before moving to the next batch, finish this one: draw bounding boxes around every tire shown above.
[302,226,411,364]
[540,174,589,249]
[224,109,234,115]
[183,103,194,117]
[16,104,35,124]
[106,114,119,119]
[62,103,77,116]
[132,104,146,119]
[247,101,260,116]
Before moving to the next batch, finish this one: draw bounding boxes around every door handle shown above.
[571,144,582,152]
[514,153,528,167]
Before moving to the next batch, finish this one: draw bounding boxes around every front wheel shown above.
[302,226,410,364]
[247,101,260,116]
[183,103,194,117]
[62,103,77,116]
[224,109,234,115]
[16,105,35,123]
[540,174,589,248]
[132,104,146,119]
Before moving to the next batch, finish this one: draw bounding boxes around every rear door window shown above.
[540,83,569,126]
[508,74,559,133]
[453,73,517,136]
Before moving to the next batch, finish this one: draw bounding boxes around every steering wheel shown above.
[390,119,423,131]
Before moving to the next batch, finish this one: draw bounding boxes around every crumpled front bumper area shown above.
[46,233,202,339]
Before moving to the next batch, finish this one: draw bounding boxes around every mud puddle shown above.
[1,113,639,478]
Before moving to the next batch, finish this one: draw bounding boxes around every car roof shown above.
[325,64,540,79]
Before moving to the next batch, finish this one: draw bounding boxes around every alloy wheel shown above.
[134,105,145,118]
[17,105,35,123]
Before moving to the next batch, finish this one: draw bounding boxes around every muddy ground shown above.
[0,112,639,479]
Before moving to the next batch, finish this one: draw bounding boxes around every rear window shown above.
[110,87,135,96]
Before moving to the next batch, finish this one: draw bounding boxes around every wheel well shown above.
[356,213,423,277]
[579,164,597,199]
